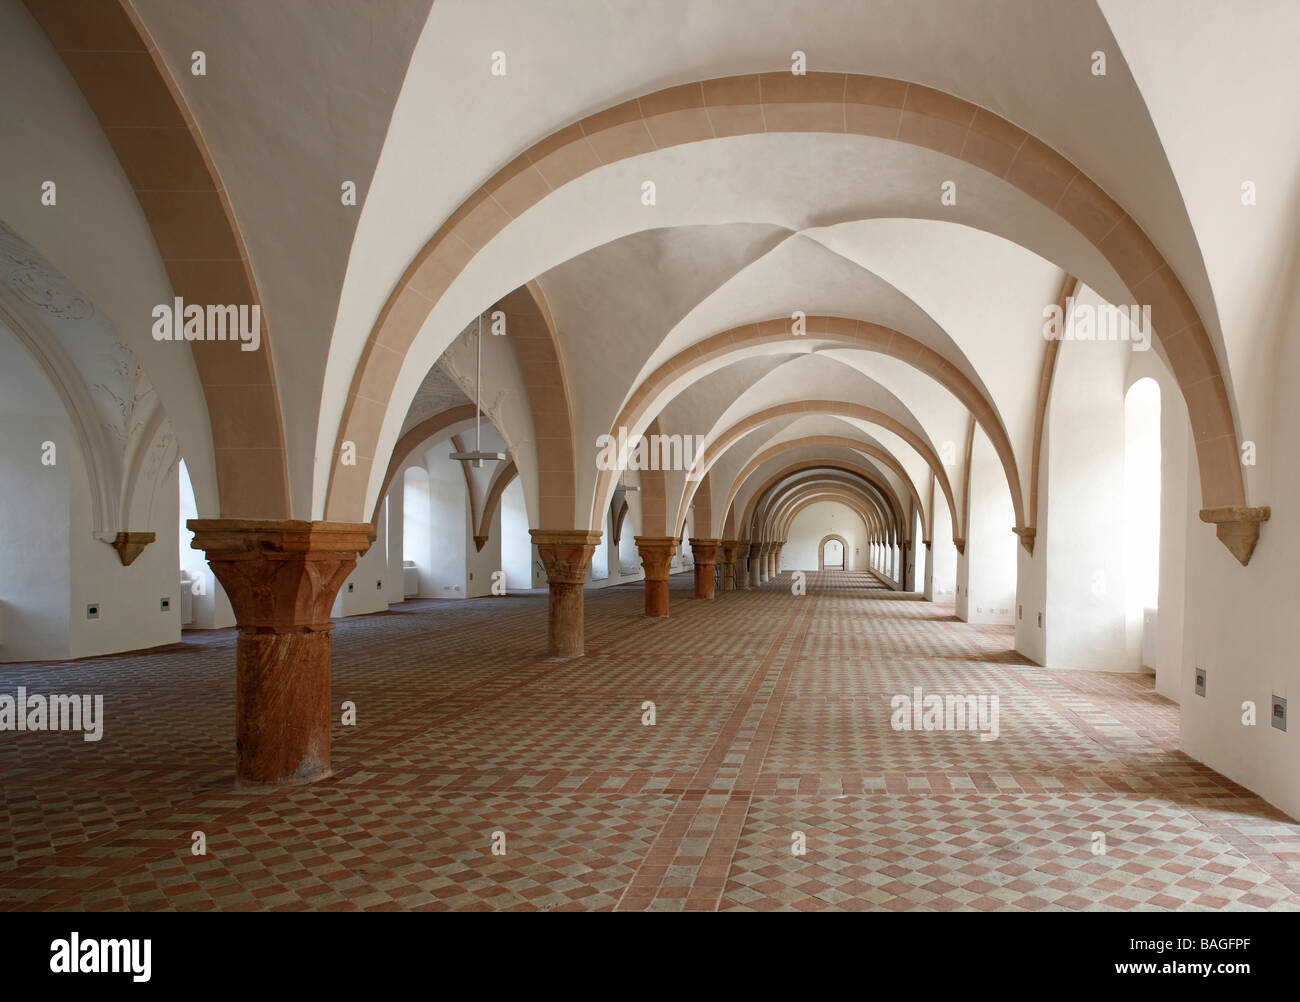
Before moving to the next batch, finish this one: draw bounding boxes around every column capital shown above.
[531,529,601,584]
[634,536,678,580]
[188,519,373,631]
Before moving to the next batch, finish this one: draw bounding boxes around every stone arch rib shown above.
[334,70,1255,558]
[28,0,290,518]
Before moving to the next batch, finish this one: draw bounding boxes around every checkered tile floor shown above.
[1,570,1297,911]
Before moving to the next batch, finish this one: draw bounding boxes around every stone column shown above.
[718,540,739,591]
[734,542,750,589]
[775,542,785,577]
[689,537,719,599]
[635,536,677,617]
[749,543,763,587]
[188,519,373,787]
[530,529,602,657]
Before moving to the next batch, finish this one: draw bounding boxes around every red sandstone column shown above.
[718,540,739,591]
[635,536,677,617]
[188,519,372,787]
[734,541,749,589]
[689,537,719,599]
[749,543,763,587]
[530,529,601,657]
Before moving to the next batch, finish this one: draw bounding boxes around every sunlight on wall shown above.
[1124,378,1161,615]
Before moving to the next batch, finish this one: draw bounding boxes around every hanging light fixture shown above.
[450,311,506,468]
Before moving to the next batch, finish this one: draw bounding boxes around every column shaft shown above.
[689,537,720,599]
[635,536,677,617]
[531,529,602,657]
[189,519,372,787]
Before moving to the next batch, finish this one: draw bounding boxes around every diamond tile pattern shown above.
[1,571,1297,911]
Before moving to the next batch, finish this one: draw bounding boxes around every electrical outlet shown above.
[160,597,170,612]
[1272,695,1287,732]
[1037,612,1043,628]
[1195,667,1207,697]
[347,582,354,593]
[1018,604,1022,620]
[86,603,99,620]
[376,580,382,590]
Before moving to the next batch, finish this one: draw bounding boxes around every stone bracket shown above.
[107,531,156,566]
[1012,526,1036,555]
[1199,506,1270,566]
[953,537,966,556]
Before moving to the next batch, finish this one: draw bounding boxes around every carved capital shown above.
[689,537,720,564]
[634,536,677,580]
[108,531,156,566]
[1199,506,1270,566]
[531,529,602,584]
[188,519,373,632]
[473,534,489,552]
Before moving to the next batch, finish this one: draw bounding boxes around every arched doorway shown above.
[819,534,847,570]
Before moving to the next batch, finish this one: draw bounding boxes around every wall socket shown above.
[376,580,382,590]
[1195,666,1207,697]
[347,582,354,593]
[160,597,170,612]
[1272,695,1287,732]
[86,603,100,620]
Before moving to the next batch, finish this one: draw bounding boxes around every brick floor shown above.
[1,570,1298,911]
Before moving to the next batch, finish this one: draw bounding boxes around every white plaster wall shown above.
[333,502,391,618]
[384,492,405,607]
[1177,303,1300,820]
[501,478,533,592]
[0,333,71,661]
[960,427,1017,625]
[69,452,180,658]
[466,504,501,599]
[784,502,864,570]
[1014,426,1050,666]
[1043,336,1131,669]
[422,441,468,598]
